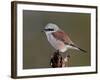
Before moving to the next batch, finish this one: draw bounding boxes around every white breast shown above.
[46,33,67,52]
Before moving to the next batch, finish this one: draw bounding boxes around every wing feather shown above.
[52,31,87,53]
[52,31,73,44]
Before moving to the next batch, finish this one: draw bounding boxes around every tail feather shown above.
[78,47,87,53]
[69,44,87,53]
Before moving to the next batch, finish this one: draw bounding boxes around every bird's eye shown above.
[44,28,54,31]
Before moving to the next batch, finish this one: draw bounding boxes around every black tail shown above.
[69,44,87,53]
[78,47,87,53]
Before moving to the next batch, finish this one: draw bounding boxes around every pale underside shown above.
[46,32,78,53]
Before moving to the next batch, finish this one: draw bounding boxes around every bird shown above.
[43,23,86,53]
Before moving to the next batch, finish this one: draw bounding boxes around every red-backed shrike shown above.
[43,23,86,53]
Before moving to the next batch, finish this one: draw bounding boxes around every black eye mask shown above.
[44,28,54,31]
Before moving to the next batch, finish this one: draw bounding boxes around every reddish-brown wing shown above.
[52,30,73,44]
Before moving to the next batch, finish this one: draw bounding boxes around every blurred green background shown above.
[23,10,91,69]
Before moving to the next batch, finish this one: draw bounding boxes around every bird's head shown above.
[43,23,60,34]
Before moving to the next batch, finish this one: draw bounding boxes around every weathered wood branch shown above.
[50,51,70,68]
